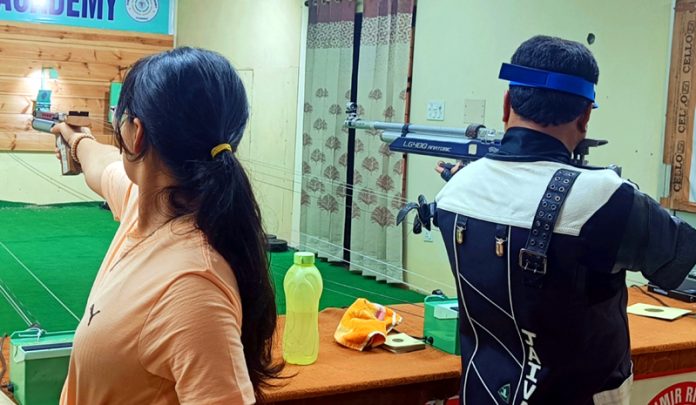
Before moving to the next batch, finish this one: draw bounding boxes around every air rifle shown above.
[344,102,616,171]
[343,102,621,233]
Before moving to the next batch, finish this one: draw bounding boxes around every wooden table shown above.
[264,304,461,404]
[264,287,696,404]
[2,287,695,404]
[626,287,696,378]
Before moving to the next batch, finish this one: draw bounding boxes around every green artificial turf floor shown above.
[0,201,424,335]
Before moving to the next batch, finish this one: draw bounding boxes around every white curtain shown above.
[350,0,414,281]
[300,0,357,261]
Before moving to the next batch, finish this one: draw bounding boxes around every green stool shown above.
[10,329,74,405]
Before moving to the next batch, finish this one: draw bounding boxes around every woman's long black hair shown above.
[113,47,283,399]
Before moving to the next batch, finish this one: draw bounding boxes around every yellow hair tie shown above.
[211,143,234,158]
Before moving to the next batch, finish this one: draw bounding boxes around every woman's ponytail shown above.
[191,151,283,399]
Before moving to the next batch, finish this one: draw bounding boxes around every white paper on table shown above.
[627,303,692,321]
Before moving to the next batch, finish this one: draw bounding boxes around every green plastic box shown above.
[10,329,74,405]
[423,295,460,355]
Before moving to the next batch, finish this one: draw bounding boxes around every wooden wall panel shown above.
[0,95,107,115]
[0,77,110,99]
[0,132,113,151]
[2,58,124,82]
[0,39,153,65]
[0,22,173,152]
[0,23,172,49]
[0,114,110,135]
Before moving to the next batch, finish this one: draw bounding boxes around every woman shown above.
[53,47,282,404]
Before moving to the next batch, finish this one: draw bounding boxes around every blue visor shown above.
[499,63,598,108]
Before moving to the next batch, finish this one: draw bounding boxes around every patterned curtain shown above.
[349,0,414,281]
[300,0,357,261]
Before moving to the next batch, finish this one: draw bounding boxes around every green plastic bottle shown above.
[283,252,323,365]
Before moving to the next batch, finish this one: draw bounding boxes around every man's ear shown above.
[502,90,511,124]
[132,118,146,154]
[576,104,592,133]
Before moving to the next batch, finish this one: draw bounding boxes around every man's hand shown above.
[435,161,464,182]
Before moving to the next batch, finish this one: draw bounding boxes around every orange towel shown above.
[334,298,403,351]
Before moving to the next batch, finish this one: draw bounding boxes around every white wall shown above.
[405,0,676,295]
[176,0,303,241]
[0,153,100,204]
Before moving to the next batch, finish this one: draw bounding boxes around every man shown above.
[434,35,696,405]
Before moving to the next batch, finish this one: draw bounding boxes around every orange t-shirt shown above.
[60,162,255,405]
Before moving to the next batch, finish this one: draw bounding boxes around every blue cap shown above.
[499,63,598,108]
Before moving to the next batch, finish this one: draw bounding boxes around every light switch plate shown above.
[427,100,445,121]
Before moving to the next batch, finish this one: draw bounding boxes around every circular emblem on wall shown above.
[126,0,159,23]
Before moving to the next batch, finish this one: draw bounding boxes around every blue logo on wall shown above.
[126,0,158,23]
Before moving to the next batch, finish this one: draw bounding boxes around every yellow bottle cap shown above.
[294,252,315,265]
